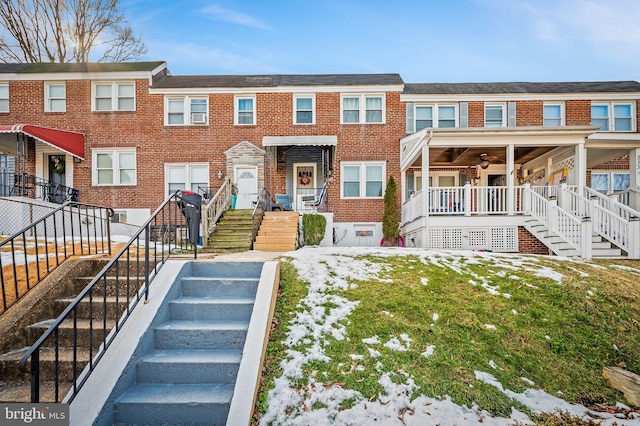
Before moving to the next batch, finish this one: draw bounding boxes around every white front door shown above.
[235,165,258,209]
[293,163,317,211]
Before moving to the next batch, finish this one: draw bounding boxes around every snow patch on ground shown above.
[260,247,637,425]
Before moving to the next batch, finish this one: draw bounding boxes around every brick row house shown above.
[0,62,639,257]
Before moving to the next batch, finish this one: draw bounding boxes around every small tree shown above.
[381,175,400,246]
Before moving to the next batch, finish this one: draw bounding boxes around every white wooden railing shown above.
[401,183,639,259]
[403,184,524,220]
[201,178,232,246]
[523,184,588,257]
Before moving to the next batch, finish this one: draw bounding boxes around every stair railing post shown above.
[558,182,568,210]
[581,216,593,261]
[30,350,40,402]
[522,183,531,214]
[547,198,558,236]
[589,198,599,236]
[144,223,150,302]
[629,216,640,259]
[464,183,471,216]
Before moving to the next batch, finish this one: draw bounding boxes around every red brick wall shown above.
[515,100,543,126]
[565,100,591,125]
[518,227,550,255]
[2,78,405,222]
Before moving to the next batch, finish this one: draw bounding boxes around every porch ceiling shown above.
[401,125,598,171]
[429,146,556,167]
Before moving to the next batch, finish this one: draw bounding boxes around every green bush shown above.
[302,213,326,246]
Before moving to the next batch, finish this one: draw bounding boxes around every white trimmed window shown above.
[165,163,209,197]
[0,84,8,112]
[92,81,135,111]
[415,105,457,131]
[235,96,255,125]
[341,161,385,199]
[590,171,630,193]
[591,102,634,132]
[543,103,563,126]
[165,96,208,125]
[45,83,66,112]
[92,149,136,186]
[484,104,505,127]
[294,95,315,124]
[341,94,385,124]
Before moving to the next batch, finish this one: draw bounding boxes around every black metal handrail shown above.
[0,202,113,316]
[19,191,198,403]
[250,188,270,246]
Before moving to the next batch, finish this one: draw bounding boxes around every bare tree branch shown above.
[0,0,146,63]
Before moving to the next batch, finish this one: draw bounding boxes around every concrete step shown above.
[0,380,73,404]
[169,297,254,321]
[25,318,116,347]
[209,233,253,242]
[211,228,253,236]
[180,277,259,299]
[0,347,91,382]
[74,276,147,297]
[54,297,130,320]
[136,349,241,384]
[114,383,233,426]
[154,320,248,350]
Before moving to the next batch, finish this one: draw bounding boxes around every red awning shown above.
[0,124,84,159]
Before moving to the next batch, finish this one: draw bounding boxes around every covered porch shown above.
[0,124,84,202]
[263,135,335,213]
[400,126,640,258]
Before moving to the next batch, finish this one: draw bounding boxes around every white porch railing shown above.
[523,185,589,257]
[402,184,524,219]
[401,183,639,259]
[582,187,640,257]
[201,178,232,246]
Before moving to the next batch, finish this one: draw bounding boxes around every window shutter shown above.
[507,102,516,127]
[459,102,468,127]
[406,103,415,133]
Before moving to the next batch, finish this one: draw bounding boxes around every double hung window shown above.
[341,162,385,198]
[341,95,385,124]
[166,96,208,125]
[93,149,136,186]
[93,82,135,111]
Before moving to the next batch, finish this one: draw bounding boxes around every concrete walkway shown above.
[197,250,290,262]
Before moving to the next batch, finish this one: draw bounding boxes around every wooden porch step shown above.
[255,235,296,245]
[252,242,296,252]
[254,212,299,252]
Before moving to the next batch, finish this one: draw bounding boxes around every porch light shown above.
[478,153,490,169]
[217,170,224,180]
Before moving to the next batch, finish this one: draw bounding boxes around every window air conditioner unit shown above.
[191,112,207,124]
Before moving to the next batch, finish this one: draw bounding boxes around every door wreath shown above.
[300,173,310,185]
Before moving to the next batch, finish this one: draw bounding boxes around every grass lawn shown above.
[255,247,640,425]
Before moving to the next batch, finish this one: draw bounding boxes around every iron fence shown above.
[0,202,113,316]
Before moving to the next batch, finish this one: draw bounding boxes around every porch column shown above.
[575,142,586,191]
[630,148,640,211]
[506,144,515,215]
[421,144,430,248]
